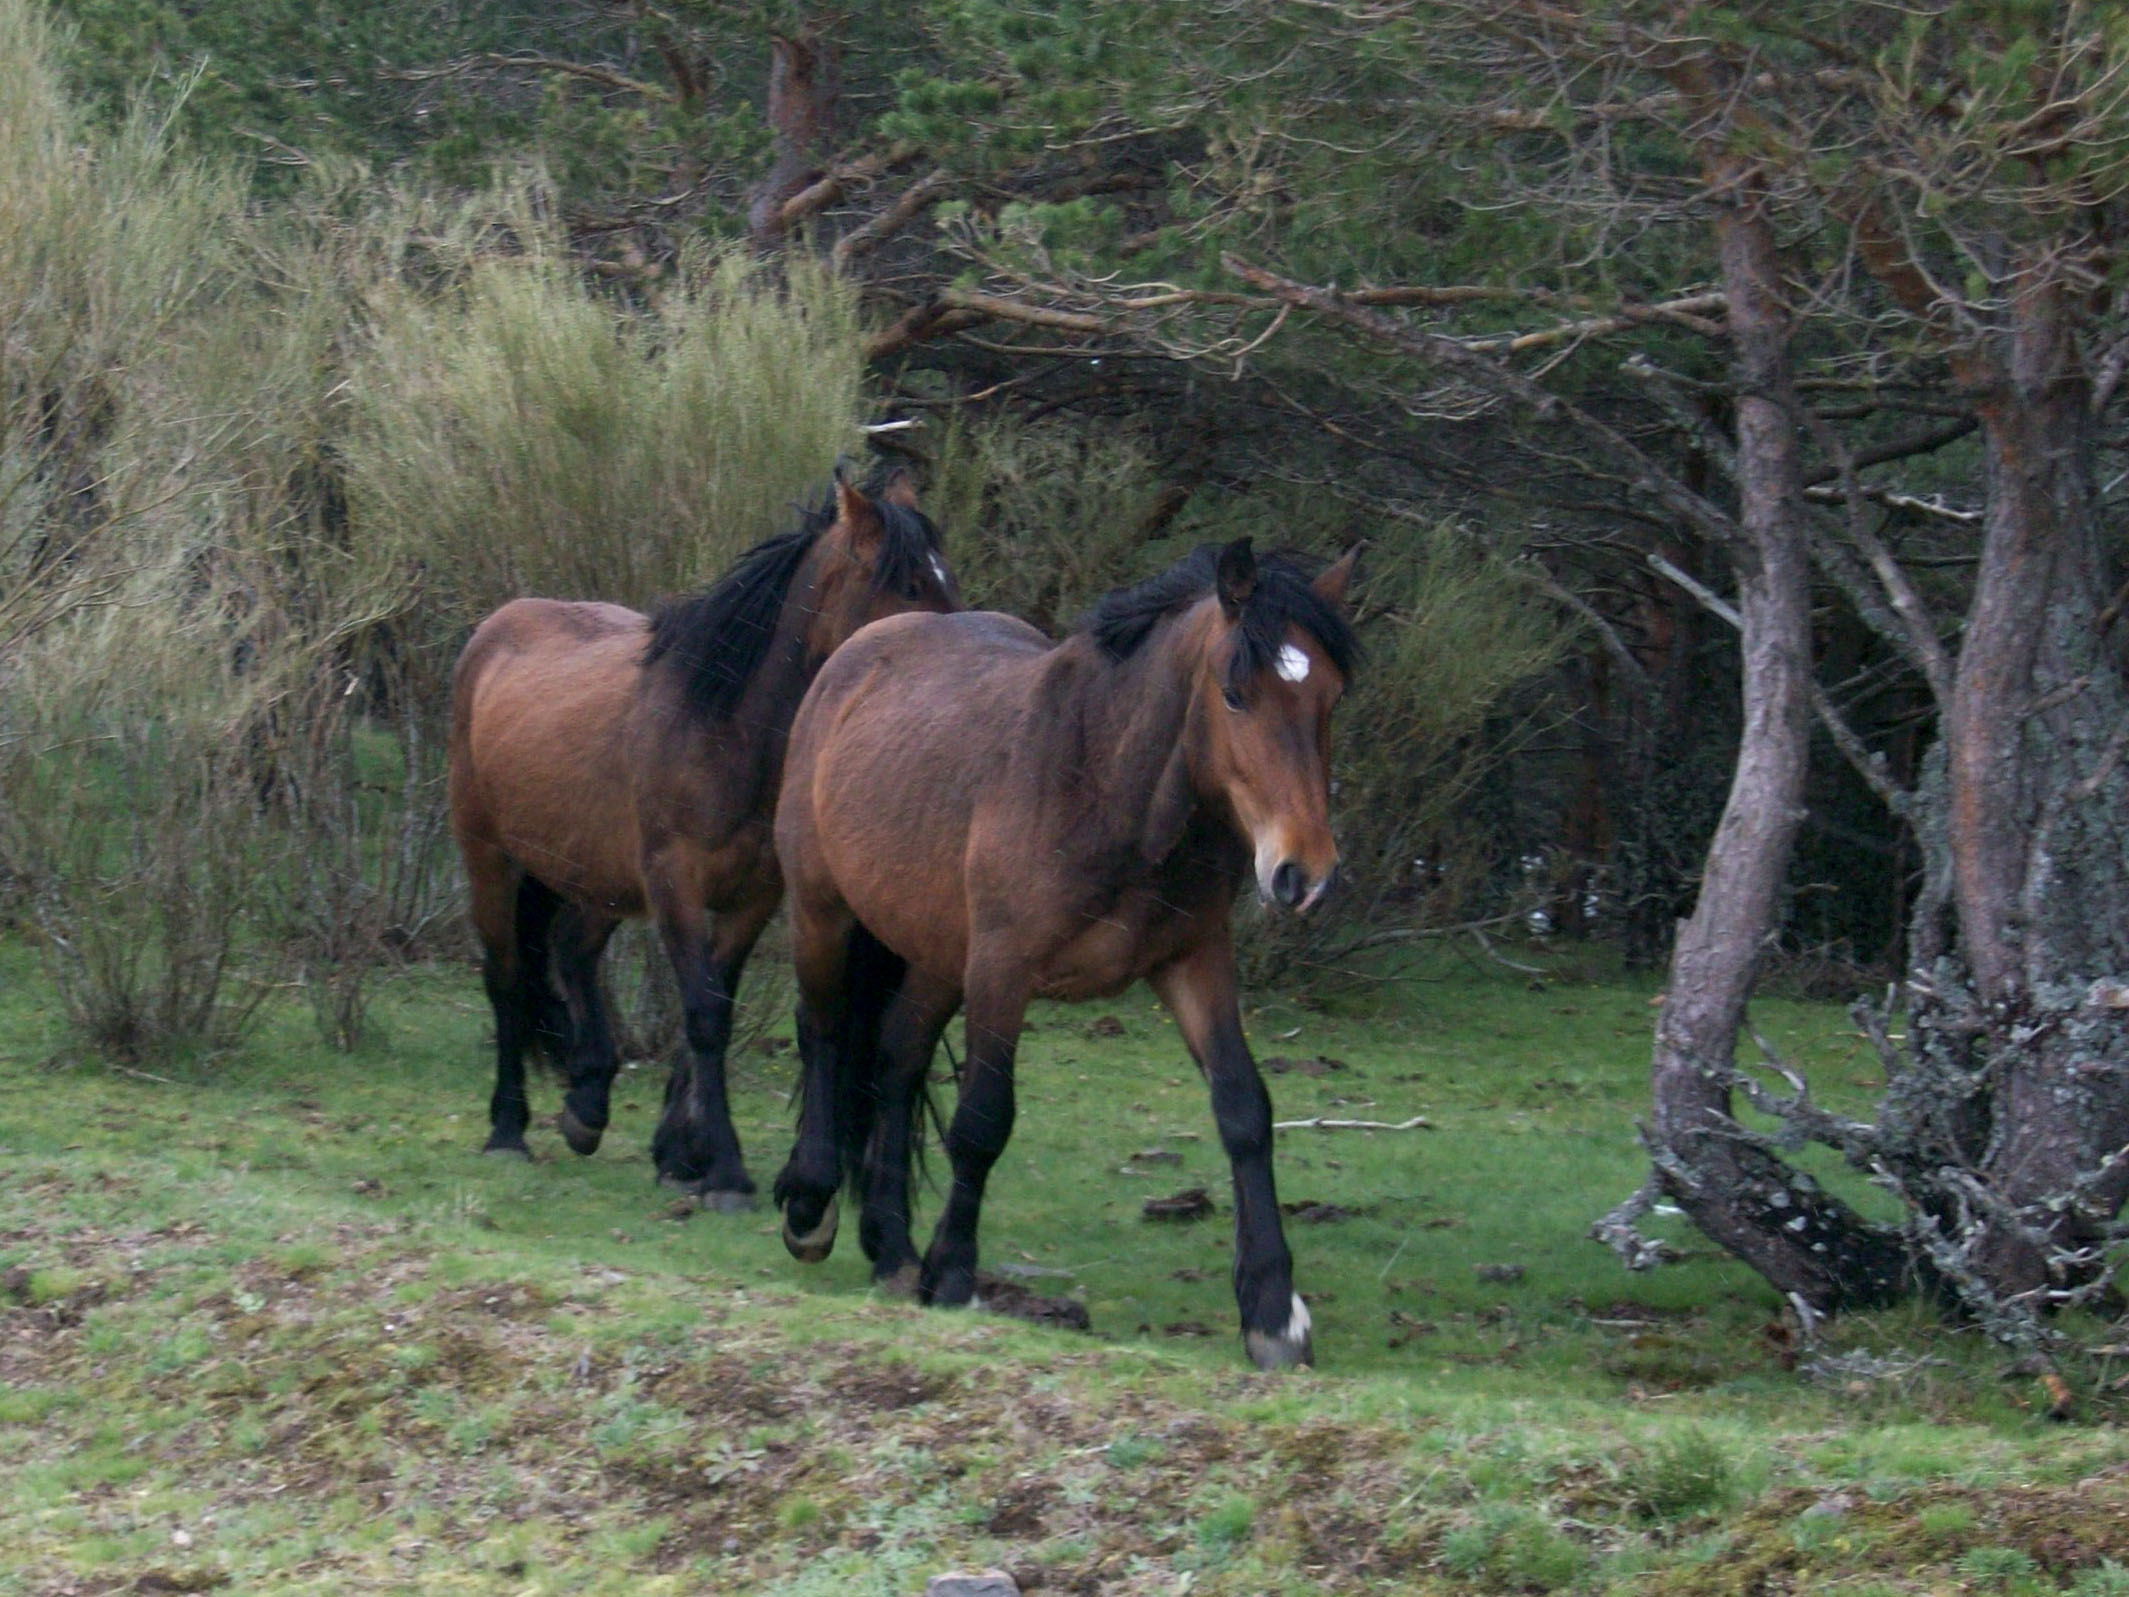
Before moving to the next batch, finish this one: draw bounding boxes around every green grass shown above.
[5,935,2129,1593]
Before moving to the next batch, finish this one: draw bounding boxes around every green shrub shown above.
[1623,1427,1737,1521]
[2070,1562,2129,1597]
[346,226,867,632]
[929,410,1178,634]
[1440,1504,1590,1592]
[1195,1494,1254,1554]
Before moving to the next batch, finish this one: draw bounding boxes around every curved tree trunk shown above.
[1641,173,1908,1311]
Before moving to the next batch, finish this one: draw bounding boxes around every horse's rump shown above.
[449,597,650,913]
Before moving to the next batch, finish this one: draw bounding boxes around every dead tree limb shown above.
[833,169,952,271]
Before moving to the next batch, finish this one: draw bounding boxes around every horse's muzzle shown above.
[1268,860,1337,913]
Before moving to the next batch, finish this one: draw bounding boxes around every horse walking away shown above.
[771,537,1358,1369]
[447,469,958,1206]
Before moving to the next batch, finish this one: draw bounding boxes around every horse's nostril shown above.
[1272,861,1307,908]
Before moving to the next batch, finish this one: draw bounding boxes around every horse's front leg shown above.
[1153,932,1311,1370]
[921,964,1028,1308]
[648,875,777,1209]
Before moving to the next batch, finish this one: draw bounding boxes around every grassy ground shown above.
[5,937,2129,1596]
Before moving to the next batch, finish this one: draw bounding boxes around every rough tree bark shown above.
[747,25,840,248]
[1639,167,1909,1312]
[1882,264,2129,1307]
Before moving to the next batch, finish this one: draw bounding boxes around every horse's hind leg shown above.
[552,908,621,1156]
[1152,933,1310,1371]
[773,905,857,1259]
[920,962,1029,1309]
[466,847,545,1158]
[649,884,776,1207]
[858,968,960,1297]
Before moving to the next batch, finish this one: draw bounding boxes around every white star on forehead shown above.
[1276,643,1311,683]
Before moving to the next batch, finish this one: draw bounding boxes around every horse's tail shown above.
[834,920,928,1198]
[513,876,574,1073]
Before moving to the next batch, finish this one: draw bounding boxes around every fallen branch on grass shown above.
[1273,1115,1433,1132]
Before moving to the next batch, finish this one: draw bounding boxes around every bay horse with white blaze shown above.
[447,472,957,1204]
[771,537,1358,1370]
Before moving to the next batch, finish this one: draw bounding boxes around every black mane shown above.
[1083,544,1360,688]
[643,480,945,725]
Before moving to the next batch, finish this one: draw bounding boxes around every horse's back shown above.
[449,597,652,912]
[794,608,1053,800]
[782,609,1062,978]
[815,607,1048,688]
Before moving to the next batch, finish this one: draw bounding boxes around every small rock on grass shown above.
[927,1572,1020,1597]
[1474,1262,1526,1283]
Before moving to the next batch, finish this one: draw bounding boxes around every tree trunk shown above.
[1897,266,2129,1304]
[747,26,840,248]
[1643,175,1908,1311]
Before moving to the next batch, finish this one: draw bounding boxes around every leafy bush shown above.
[2,587,290,1063]
[929,410,1178,633]
[0,3,880,1062]
[346,228,867,634]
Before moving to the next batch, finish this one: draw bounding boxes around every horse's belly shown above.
[1032,902,1193,1002]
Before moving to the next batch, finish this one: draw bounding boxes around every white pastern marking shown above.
[1284,1292,1312,1342]
[1276,643,1311,683]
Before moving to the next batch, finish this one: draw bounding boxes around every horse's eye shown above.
[1222,683,1246,712]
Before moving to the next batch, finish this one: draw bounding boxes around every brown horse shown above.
[447,472,958,1204]
[770,537,1358,1369]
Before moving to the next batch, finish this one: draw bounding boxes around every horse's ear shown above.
[876,465,921,510]
[835,479,886,555]
[1312,542,1362,607]
[1215,538,1257,618]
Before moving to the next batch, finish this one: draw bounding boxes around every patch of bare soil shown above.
[974,1271,1091,1332]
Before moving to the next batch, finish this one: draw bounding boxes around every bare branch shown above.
[832,168,952,271]
[1797,405,1955,709]
[1649,552,1914,812]
[1224,256,1746,557]
[380,53,673,101]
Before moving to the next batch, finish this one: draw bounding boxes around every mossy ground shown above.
[4,937,2127,1594]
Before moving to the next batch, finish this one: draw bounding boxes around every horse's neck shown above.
[718,567,825,805]
[1070,614,1208,866]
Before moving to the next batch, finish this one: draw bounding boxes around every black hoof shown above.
[781,1194,839,1263]
[655,1171,758,1211]
[874,1262,921,1300]
[1243,1293,1316,1371]
[482,1140,532,1161]
[922,1262,977,1309]
[558,1106,604,1157]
